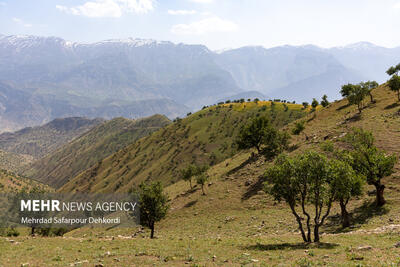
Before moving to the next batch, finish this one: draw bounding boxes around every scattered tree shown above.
[344,128,397,206]
[311,98,319,110]
[329,159,364,228]
[237,116,289,159]
[386,63,400,76]
[302,102,309,109]
[292,121,305,135]
[265,152,335,242]
[196,173,209,195]
[321,95,330,107]
[139,182,170,238]
[388,75,400,102]
[179,165,196,189]
[340,83,354,99]
[360,81,379,103]
[341,83,369,113]
[237,116,270,154]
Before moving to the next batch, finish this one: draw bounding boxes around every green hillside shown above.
[60,101,307,193]
[3,86,400,266]
[25,115,171,188]
[0,169,50,193]
[0,149,33,174]
[0,117,104,159]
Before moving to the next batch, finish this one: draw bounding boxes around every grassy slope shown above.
[0,169,50,192]
[59,101,306,193]
[2,87,400,266]
[0,149,33,174]
[24,115,171,188]
[0,117,104,159]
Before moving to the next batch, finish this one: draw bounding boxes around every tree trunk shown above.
[189,180,192,190]
[150,222,155,239]
[290,204,308,243]
[201,184,205,195]
[375,183,386,206]
[31,227,35,236]
[340,200,350,228]
[369,92,374,103]
[313,225,320,243]
[358,102,362,113]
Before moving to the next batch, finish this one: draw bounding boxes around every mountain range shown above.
[1,34,400,132]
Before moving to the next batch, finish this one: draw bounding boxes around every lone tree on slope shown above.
[344,128,397,206]
[340,83,369,113]
[386,63,400,76]
[388,75,400,102]
[329,158,364,228]
[321,95,330,107]
[265,152,335,242]
[196,173,209,195]
[138,181,169,239]
[311,98,319,110]
[360,81,379,103]
[265,151,365,242]
[237,116,290,159]
[179,164,196,190]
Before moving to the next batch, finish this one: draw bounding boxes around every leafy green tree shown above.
[302,102,309,109]
[196,173,209,195]
[344,128,397,206]
[321,95,330,107]
[341,83,369,113]
[179,164,208,190]
[292,121,305,135]
[265,152,335,243]
[179,165,196,189]
[237,116,290,159]
[360,81,379,103]
[263,129,290,160]
[388,75,400,102]
[139,182,170,238]
[237,116,270,153]
[254,98,260,104]
[386,64,400,76]
[311,98,319,110]
[329,159,364,228]
[340,83,354,98]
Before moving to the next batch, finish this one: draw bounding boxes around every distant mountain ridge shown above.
[0,117,103,158]
[1,34,400,132]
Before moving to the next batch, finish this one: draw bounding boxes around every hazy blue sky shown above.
[1,0,400,50]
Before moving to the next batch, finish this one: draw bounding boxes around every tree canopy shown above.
[237,116,290,159]
[344,128,397,206]
[340,83,369,112]
[138,181,170,238]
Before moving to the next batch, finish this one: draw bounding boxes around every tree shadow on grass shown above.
[351,200,389,226]
[183,200,197,208]
[336,103,351,111]
[323,200,389,234]
[175,187,199,199]
[226,154,259,176]
[384,102,400,110]
[241,175,265,200]
[244,242,338,251]
[345,112,362,123]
